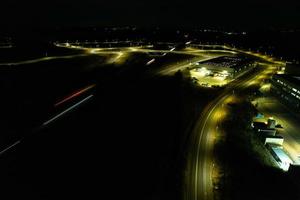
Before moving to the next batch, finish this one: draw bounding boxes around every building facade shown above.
[270,74,300,110]
[196,56,255,79]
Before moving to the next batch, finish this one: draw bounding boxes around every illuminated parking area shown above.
[189,55,254,87]
[190,68,229,87]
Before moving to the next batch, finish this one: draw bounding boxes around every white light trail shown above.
[43,95,93,126]
[146,58,156,66]
[0,140,21,155]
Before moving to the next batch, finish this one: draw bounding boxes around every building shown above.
[270,74,300,110]
[251,120,294,171]
[267,144,293,171]
[264,136,284,146]
[195,56,255,79]
[252,122,277,137]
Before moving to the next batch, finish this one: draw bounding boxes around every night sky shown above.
[1,0,300,30]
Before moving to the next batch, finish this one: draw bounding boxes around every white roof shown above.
[272,146,293,164]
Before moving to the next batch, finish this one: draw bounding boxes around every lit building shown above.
[270,74,300,110]
[267,144,293,171]
[195,56,255,79]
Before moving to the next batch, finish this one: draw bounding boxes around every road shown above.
[185,61,278,200]
[186,94,227,200]
[0,44,231,69]
[0,42,285,199]
[0,54,90,66]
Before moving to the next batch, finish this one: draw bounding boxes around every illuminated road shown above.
[0,44,232,69]
[0,42,287,199]
[70,44,235,75]
[0,54,92,66]
[186,94,227,200]
[185,61,279,200]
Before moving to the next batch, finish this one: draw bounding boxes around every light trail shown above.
[0,94,94,157]
[0,140,21,155]
[146,58,156,66]
[43,95,93,126]
[54,84,96,107]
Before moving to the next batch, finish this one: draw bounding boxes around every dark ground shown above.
[0,44,211,199]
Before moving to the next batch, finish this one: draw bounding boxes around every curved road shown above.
[185,61,279,200]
